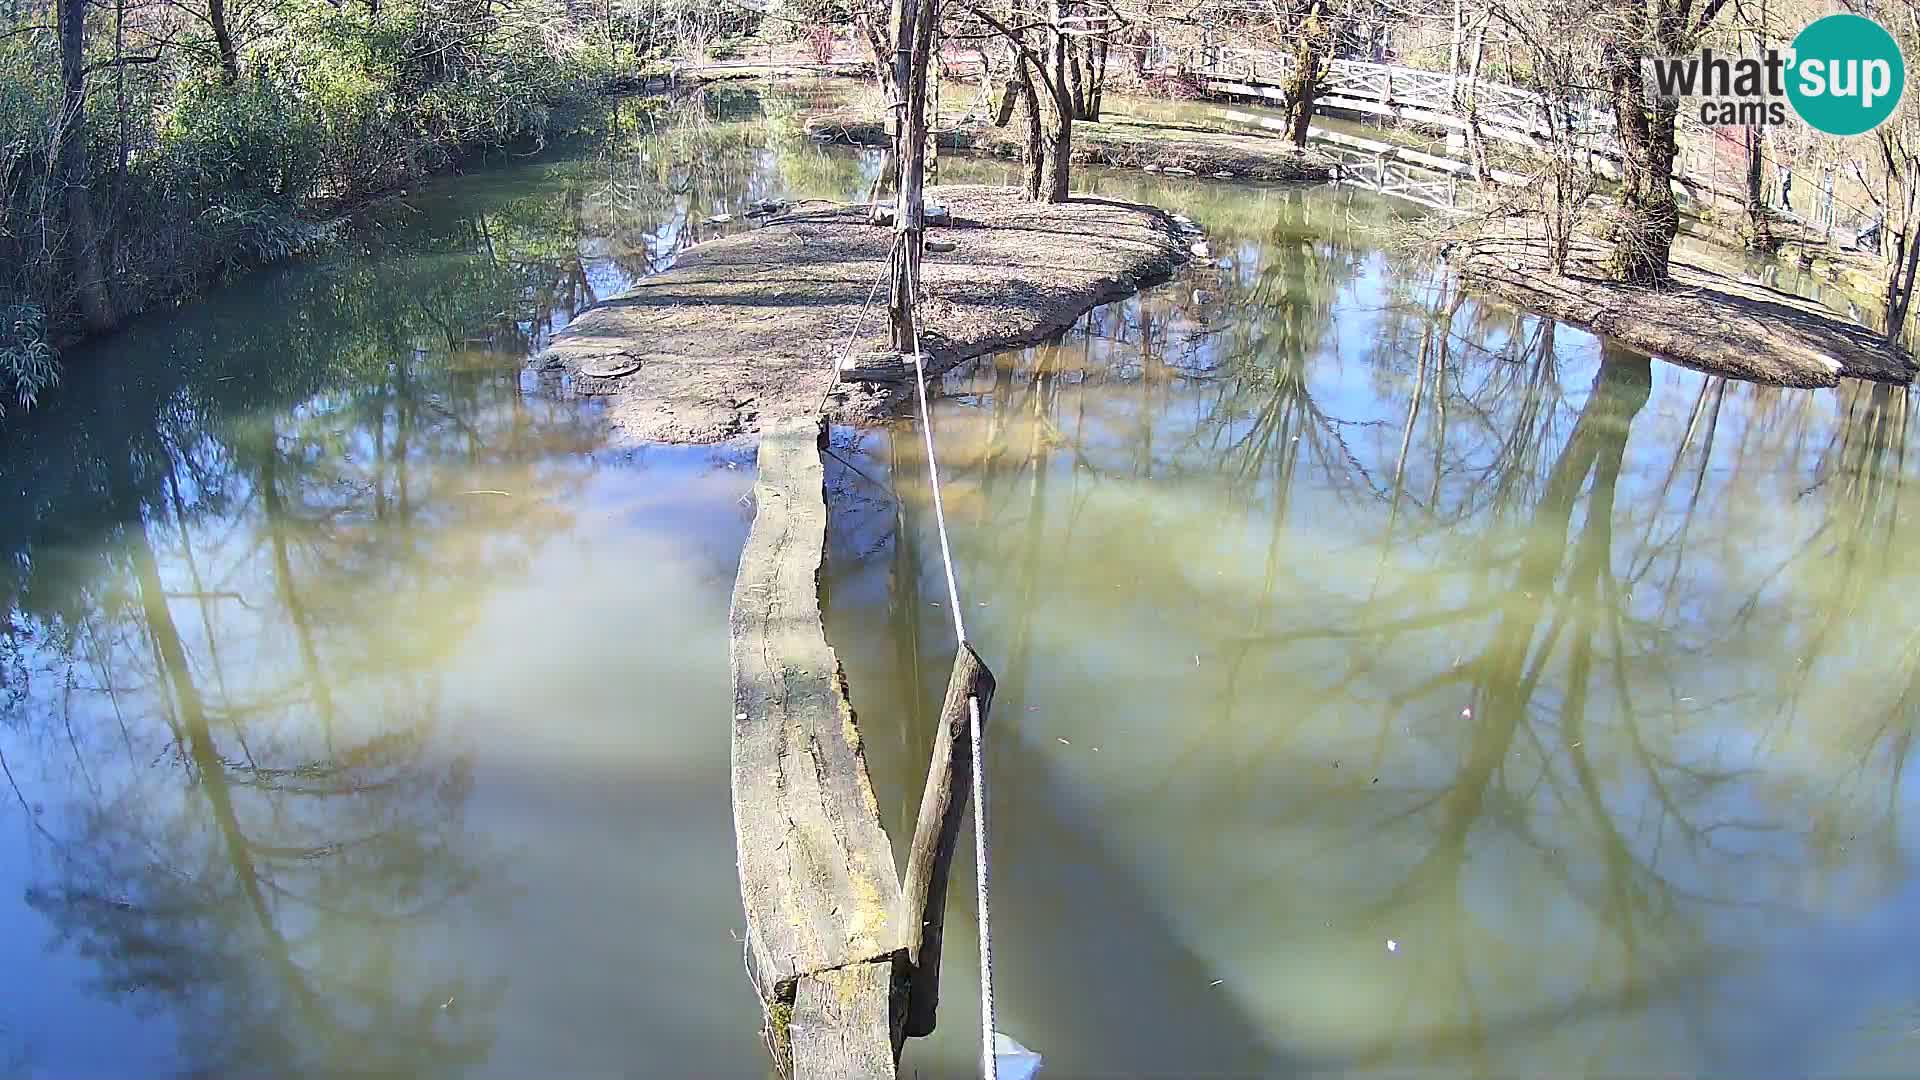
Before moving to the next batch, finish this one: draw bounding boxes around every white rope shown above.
[903,250,998,1080]
[814,234,903,419]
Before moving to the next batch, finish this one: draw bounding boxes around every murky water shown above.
[4,83,1917,1077]
[0,87,857,1076]
[826,186,1920,1076]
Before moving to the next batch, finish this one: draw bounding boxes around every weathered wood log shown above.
[730,416,905,1077]
[789,961,902,1078]
[839,350,911,383]
[899,642,996,1038]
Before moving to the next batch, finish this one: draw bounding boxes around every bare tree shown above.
[1491,0,1602,273]
[1276,0,1335,147]
[1846,0,1920,343]
[972,0,1076,201]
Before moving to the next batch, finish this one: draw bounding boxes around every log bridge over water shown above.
[730,416,994,1079]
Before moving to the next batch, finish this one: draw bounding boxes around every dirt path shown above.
[534,185,1187,443]
[1452,222,1916,388]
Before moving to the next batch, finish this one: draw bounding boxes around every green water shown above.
[2,84,1917,1077]
[826,183,1920,1077]
[0,86,854,1076]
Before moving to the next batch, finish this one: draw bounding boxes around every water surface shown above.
[0,86,863,1076]
[829,180,1920,1078]
[3,82,1915,1079]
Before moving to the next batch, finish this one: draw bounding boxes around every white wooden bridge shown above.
[1174,47,1615,156]
[1158,47,1758,214]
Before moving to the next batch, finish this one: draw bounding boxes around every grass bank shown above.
[1451,217,1915,388]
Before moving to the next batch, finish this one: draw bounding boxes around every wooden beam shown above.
[730,416,905,1077]
[899,643,997,1038]
[790,961,902,1079]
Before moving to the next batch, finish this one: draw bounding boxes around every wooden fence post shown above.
[899,642,997,1038]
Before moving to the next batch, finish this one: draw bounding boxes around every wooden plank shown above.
[840,351,910,384]
[790,961,900,1079]
[900,644,996,1038]
[731,416,904,1002]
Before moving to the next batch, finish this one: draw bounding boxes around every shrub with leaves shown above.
[0,304,56,418]
[0,0,621,416]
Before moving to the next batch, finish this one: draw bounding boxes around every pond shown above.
[830,179,1920,1077]
[2,83,1917,1077]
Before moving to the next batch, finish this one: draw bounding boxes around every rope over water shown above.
[812,200,1002,1080]
[903,246,1000,1080]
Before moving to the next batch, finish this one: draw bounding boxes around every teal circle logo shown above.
[1786,14,1905,135]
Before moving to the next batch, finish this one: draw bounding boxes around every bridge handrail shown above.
[1181,47,1615,139]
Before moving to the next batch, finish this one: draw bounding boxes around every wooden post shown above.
[930,24,942,188]
[899,642,996,1038]
[889,0,937,350]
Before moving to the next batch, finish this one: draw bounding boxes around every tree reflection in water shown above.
[827,182,1920,1076]
[0,84,848,1074]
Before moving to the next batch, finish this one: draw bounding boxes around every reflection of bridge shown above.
[1170,104,1531,213]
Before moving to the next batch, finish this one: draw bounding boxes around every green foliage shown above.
[0,0,619,417]
[0,39,58,305]
[0,304,56,418]
[159,75,327,206]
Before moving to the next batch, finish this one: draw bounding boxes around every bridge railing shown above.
[1181,47,1615,147]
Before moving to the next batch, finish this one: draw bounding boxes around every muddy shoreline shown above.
[533,185,1188,444]
[1450,219,1916,388]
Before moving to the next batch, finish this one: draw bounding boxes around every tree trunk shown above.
[1744,126,1774,249]
[1282,0,1330,149]
[1601,0,1685,285]
[992,72,1020,126]
[1038,0,1072,201]
[858,12,891,92]
[209,0,240,83]
[1283,58,1320,147]
[867,150,897,221]
[1886,228,1917,342]
[1066,35,1086,117]
[1886,166,1920,344]
[887,0,938,350]
[1087,35,1106,119]
[1742,4,1772,251]
[1448,0,1464,107]
[1015,53,1043,199]
[1464,19,1489,181]
[57,0,114,332]
[872,0,915,224]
